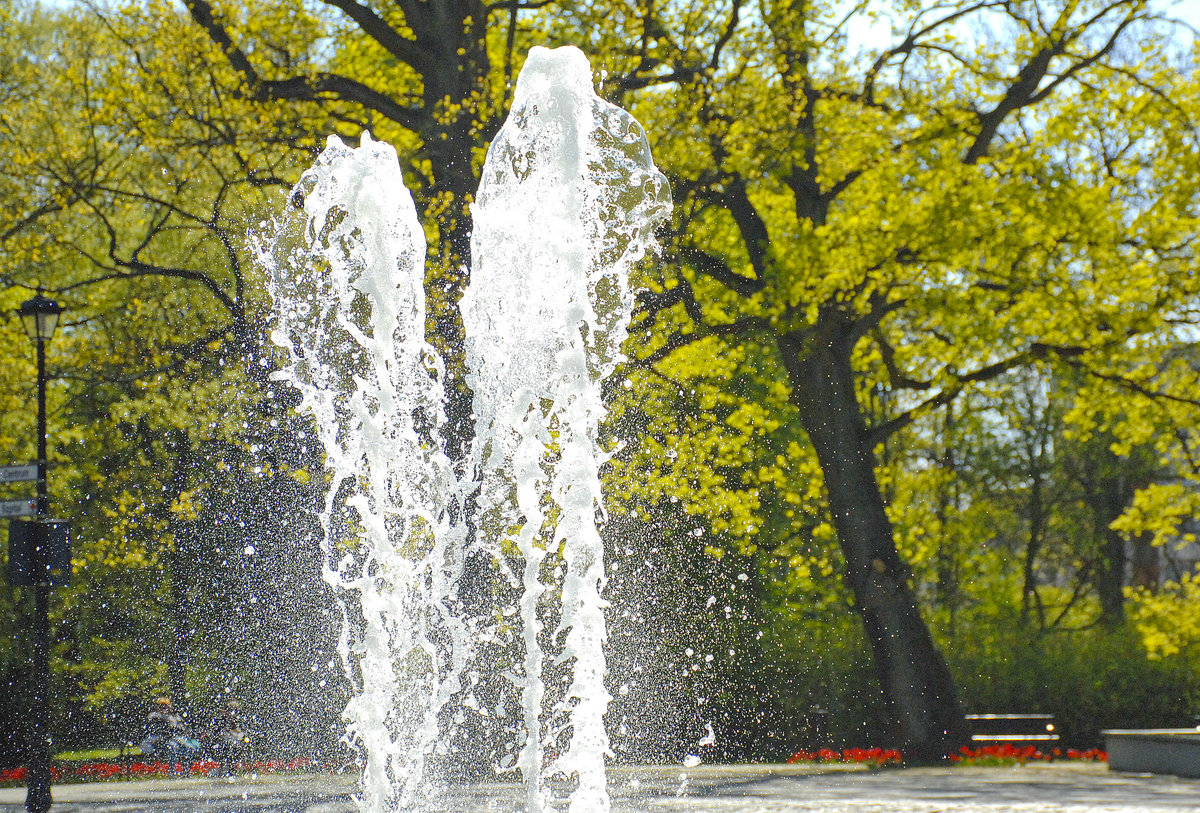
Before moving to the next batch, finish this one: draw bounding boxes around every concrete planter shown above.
[1103,729,1200,778]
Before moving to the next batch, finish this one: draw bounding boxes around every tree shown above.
[598,0,1200,756]
[890,367,1166,634]
[149,0,1200,758]
[0,1,346,751]
[174,0,519,452]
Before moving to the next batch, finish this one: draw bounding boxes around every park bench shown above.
[966,713,1059,747]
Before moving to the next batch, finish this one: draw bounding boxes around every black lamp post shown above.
[17,292,63,813]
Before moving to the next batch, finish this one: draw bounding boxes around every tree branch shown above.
[684,172,773,286]
[1055,355,1200,409]
[964,0,1147,164]
[635,279,704,326]
[964,43,1060,164]
[485,0,557,10]
[252,74,425,129]
[56,261,241,321]
[183,0,424,129]
[864,349,1033,447]
[633,315,768,368]
[1,201,63,243]
[863,1,1000,105]
[670,244,763,296]
[321,0,433,70]
[1027,8,1140,106]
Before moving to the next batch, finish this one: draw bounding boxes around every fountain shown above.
[264,45,670,812]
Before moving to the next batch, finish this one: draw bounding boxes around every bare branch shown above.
[864,349,1033,447]
[182,0,424,128]
[321,0,433,70]
[671,245,763,296]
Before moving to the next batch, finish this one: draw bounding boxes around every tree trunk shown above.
[1091,468,1151,626]
[1020,470,1047,628]
[407,1,488,468]
[1095,476,1130,627]
[1097,527,1127,626]
[934,405,960,638]
[1130,531,1160,591]
[779,312,966,760]
[167,541,189,714]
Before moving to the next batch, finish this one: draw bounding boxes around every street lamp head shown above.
[18,294,64,343]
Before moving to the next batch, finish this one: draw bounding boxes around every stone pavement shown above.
[1,762,1198,812]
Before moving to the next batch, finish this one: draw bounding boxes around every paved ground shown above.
[1,763,1198,812]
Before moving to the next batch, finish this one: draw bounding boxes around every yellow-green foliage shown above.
[1129,574,1200,663]
[604,0,1200,593]
[1112,483,1200,551]
[3,0,1200,746]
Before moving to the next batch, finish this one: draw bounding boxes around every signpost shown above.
[0,464,38,483]
[0,499,37,518]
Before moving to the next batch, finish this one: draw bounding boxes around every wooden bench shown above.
[966,713,1059,746]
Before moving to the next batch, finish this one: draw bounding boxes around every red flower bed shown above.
[786,747,903,765]
[785,744,1108,767]
[0,758,324,784]
[950,744,1107,765]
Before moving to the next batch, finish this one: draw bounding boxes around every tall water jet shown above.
[461,46,670,813]
[265,133,472,812]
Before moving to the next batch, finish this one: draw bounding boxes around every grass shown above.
[53,748,140,761]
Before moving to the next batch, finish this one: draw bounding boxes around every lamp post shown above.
[18,292,63,813]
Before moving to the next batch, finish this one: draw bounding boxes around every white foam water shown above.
[265,132,472,811]
[461,46,669,813]
[266,46,668,813]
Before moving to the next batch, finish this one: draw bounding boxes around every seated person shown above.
[140,696,199,773]
[203,701,250,774]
